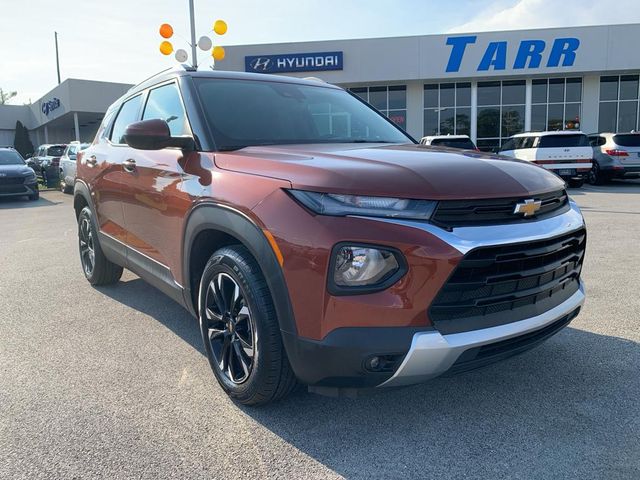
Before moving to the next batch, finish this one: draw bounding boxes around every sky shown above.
[0,0,638,104]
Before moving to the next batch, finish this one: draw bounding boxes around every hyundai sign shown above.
[245,51,343,74]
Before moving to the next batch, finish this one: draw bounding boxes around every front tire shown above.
[60,171,72,194]
[77,207,123,285]
[199,245,297,406]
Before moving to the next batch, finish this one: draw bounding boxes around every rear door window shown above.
[538,134,590,148]
[613,134,640,147]
[110,95,143,144]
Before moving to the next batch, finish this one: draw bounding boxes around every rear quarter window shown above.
[538,134,590,148]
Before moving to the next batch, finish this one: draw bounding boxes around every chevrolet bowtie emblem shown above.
[514,199,542,217]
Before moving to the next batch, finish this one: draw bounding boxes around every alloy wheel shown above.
[79,217,95,276]
[204,273,256,384]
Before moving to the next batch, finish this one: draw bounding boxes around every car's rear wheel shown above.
[567,178,585,188]
[60,170,72,194]
[199,245,297,406]
[588,163,606,185]
[78,207,123,285]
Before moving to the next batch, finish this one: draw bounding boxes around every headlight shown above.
[23,171,36,182]
[288,190,437,221]
[329,243,406,295]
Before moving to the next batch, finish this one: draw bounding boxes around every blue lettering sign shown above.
[245,51,343,74]
[478,41,507,71]
[41,97,61,116]
[514,40,546,69]
[444,36,580,72]
[547,38,580,67]
[445,36,477,72]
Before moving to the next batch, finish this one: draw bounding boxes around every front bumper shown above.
[379,283,584,387]
[282,200,586,389]
[0,181,38,197]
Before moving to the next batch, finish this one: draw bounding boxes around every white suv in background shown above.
[419,135,478,150]
[587,132,640,185]
[499,131,592,188]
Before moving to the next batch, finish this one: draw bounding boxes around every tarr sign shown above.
[445,36,580,72]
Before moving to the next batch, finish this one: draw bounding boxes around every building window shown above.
[349,86,407,129]
[423,82,471,138]
[476,80,525,152]
[531,77,582,133]
[598,75,640,133]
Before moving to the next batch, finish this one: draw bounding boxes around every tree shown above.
[13,121,34,158]
[0,88,17,105]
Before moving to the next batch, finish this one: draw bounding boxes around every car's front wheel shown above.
[78,207,123,285]
[60,170,72,194]
[199,245,297,406]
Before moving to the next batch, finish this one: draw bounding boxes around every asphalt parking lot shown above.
[1,182,639,480]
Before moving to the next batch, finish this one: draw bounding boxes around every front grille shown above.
[432,190,568,228]
[429,228,586,334]
[0,176,25,185]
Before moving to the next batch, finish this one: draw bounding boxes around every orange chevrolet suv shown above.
[74,68,586,405]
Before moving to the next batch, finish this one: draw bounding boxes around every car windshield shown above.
[195,78,411,150]
[0,150,24,165]
[431,138,477,149]
[613,134,640,147]
[538,134,589,148]
[46,146,66,156]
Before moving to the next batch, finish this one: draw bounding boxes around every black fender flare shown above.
[182,203,298,336]
[73,180,95,218]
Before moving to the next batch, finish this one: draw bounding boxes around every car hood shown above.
[0,164,33,176]
[215,143,566,200]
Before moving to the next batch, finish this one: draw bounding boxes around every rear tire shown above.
[198,245,297,406]
[78,207,123,285]
[60,171,72,194]
[568,178,584,188]
[587,163,606,185]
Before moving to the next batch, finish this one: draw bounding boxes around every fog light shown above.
[333,245,400,287]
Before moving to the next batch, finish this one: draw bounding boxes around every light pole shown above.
[188,0,197,69]
[54,31,61,84]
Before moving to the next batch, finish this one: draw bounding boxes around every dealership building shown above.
[1,23,639,152]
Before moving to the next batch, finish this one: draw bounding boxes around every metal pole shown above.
[73,112,80,142]
[54,32,61,84]
[189,0,197,69]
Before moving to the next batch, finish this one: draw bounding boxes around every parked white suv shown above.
[499,131,592,188]
[587,132,640,184]
[419,135,478,150]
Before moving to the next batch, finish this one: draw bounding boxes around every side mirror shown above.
[123,119,195,151]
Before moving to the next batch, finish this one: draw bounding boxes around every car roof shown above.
[512,130,586,138]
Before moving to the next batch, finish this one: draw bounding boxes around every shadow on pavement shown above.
[96,277,640,479]
[0,195,61,209]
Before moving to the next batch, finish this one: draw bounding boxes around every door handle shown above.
[86,155,97,167]
[123,159,136,173]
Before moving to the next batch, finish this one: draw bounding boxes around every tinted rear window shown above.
[46,146,66,157]
[613,134,640,147]
[431,138,476,149]
[538,134,589,148]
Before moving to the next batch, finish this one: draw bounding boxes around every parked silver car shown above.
[587,132,640,184]
[59,142,89,193]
